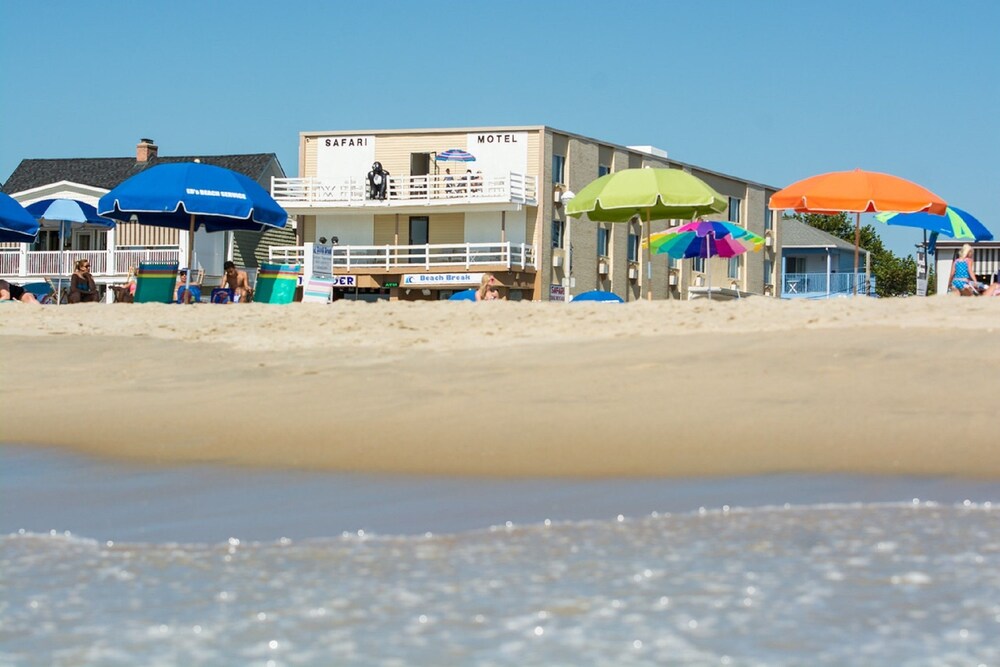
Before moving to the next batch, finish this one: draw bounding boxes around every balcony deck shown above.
[270,242,536,275]
[271,172,537,214]
[781,272,876,298]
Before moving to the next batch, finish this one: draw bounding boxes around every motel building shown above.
[270,126,782,301]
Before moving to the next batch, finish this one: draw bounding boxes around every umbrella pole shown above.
[645,210,652,301]
[58,221,66,304]
[853,212,860,296]
[185,213,195,302]
[707,232,713,301]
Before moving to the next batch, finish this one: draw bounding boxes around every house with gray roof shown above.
[1,139,296,294]
[779,218,874,298]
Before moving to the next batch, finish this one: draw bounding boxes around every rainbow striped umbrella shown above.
[646,220,764,258]
[646,220,763,300]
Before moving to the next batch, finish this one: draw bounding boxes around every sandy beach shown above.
[1,298,997,478]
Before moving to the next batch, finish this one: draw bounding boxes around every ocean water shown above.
[2,447,999,666]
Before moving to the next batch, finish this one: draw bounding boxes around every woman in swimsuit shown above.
[947,244,985,296]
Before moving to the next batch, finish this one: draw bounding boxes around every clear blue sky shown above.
[2,0,997,257]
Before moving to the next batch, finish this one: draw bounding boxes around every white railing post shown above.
[18,244,27,277]
[303,242,314,277]
[385,246,391,270]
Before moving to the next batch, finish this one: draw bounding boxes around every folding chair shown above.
[254,263,300,304]
[134,262,180,303]
[302,276,336,303]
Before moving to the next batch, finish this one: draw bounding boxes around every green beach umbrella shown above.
[565,168,728,299]
[565,168,728,223]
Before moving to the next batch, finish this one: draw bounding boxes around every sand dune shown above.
[2,298,997,478]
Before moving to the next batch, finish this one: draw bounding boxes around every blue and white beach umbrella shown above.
[435,149,476,163]
[26,199,115,300]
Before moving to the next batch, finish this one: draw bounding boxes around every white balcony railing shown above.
[269,242,536,272]
[1,248,181,280]
[271,172,537,207]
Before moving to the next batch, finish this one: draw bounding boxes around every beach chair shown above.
[302,276,336,303]
[134,261,180,303]
[22,281,57,304]
[254,263,300,304]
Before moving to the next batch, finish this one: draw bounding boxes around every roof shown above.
[781,217,866,254]
[2,153,282,194]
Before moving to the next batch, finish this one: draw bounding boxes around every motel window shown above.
[728,197,742,224]
[693,257,705,272]
[552,219,565,248]
[764,206,773,231]
[552,154,566,184]
[627,233,639,262]
[763,259,773,284]
[597,227,610,257]
[728,256,741,280]
[598,164,611,177]
[667,255,679,269]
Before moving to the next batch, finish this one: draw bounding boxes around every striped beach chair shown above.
[254,263,300,304]
[134,261,179,304]
[301,276,336,303]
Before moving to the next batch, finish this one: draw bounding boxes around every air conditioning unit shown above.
[668,273,678,286]
[553,189,563,203]
[669,219,680,227]
[695,275,705,287]
[764,235,773,248]
[628,266,638,280]
[598,260,610,275]
[553,254,564,267]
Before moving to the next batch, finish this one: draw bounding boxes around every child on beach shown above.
[947,244,986,296]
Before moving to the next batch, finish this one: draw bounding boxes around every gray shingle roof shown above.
[781,217,866,253]
[2,153,282,194]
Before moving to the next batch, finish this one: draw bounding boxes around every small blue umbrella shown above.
[98,162,288,282]
[448,288,478,301]
[26,199,116,301]
[0,192,39,243]
[571,290,625,303]
[435,149,476,163]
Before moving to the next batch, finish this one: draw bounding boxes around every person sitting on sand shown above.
[947,244,986,296]
[0,279,39,303]
[475,272,504,301]
[67,259,100,303]
[219,261,251,303]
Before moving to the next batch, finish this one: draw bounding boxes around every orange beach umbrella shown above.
[769,169,947,294]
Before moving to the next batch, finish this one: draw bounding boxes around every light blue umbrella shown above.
[26,199,115,301]
[435,149,476,163]
[0,192,39,243]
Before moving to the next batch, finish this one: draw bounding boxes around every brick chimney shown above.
[136,138,158,162]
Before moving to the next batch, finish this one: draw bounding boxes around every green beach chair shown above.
[254,263,300,304]
[134,261,179,303]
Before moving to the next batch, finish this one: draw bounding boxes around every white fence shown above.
[0,248,181,279]
[271,172,537,206]
[269,242,536,272]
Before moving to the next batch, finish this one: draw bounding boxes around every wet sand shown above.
[1,298,998,478]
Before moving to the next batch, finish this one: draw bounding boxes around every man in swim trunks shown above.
[0,279,39,303]
[219,261,252,302]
